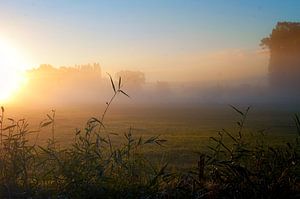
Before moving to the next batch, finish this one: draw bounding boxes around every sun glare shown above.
[0,38,29,103]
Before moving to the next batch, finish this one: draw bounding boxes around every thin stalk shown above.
[101,92,118,124]
[0,107,4,147]
[52,110,56,142]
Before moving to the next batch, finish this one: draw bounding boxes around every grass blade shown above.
[229,105,244,116]
[119,90,130,98]
[118,76,121,89]
[107,73,116,93]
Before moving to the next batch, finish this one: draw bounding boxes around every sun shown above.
[0,39,29,103]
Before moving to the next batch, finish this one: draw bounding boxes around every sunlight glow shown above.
[0,38,29,102]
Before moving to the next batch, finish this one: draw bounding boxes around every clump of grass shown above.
[202,106,300,198]
[0,74,170,198]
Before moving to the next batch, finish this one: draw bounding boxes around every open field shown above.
[5,103,299,168]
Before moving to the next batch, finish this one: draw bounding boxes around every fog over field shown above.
[8,60,297,109]
[1,1,300,197]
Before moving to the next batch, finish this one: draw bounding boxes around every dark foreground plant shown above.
[202,106,300,199]
[0,77,299,198]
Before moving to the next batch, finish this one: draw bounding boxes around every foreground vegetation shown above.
[1,109,300,198]
[1,78,300,198]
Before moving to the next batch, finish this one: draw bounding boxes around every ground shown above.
[5,103,299,168]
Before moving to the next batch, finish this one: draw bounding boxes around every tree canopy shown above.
[261,22,300,91]
[261,22,300,53]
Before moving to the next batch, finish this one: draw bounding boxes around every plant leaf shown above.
[229,105,244,116]
[118,76,121,89]
[107,73,116,93]
[41,121,52,128]
[119,90,130,98]
[2,125,16,131]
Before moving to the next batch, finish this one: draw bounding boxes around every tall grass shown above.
[203,106,300,198]
[0,76,299,198]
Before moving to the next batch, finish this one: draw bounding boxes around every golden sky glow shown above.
[2,0,298,84]
[0,38,29,102]
[0,1,299,105]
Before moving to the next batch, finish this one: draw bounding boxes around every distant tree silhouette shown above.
[115,70,145,89]
[38,64,56,71]
[261,22,300,91]
[24,63,104,104]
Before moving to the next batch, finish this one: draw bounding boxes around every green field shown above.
[1,103,300,198]
[6,103,299,168]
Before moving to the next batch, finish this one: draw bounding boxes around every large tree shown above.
[261,22,300,90]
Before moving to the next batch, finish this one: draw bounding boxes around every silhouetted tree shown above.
[24,63,104,104]
[36,64,56,71]
[261,22,300,91]
[115,70,145,89]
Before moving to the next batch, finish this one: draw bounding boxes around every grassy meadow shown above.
[1,93,300,198]
[5,103,298,168]
[1,77,300,198]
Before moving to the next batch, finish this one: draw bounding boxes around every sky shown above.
[0,0,300,82]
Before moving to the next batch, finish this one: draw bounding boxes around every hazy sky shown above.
[1,0,300,82]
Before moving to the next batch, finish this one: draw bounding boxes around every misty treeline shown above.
[15,21,300,107]
[19,64,266,107]
[261,22,300,93]
[18,64,147,106]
